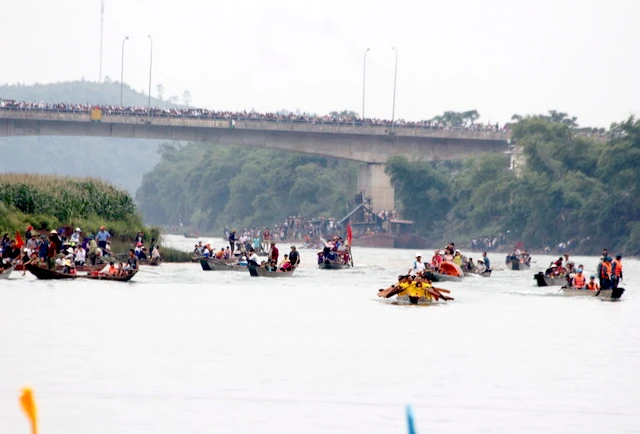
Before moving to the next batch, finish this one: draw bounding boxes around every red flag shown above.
[347,224,353,246]
[15,231,24,249]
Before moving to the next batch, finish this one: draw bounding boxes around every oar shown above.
[406,404,417,434]
[19,387,38,434]
[432,287,454,301]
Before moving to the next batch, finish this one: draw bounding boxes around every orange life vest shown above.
[613,260,622,277]
[573,273,586,288]
[600,262,611,278]
[586,280,599,290]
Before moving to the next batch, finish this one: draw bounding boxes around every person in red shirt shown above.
[268,241,279,263]
[430,249,443,271]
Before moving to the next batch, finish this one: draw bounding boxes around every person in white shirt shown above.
[409,253,426,276]
[75,246,86,266]
[70,228,81,244]
[248,248,261,266]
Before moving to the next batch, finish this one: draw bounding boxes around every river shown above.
[1,235,638,433]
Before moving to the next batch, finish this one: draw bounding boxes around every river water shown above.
[1,235,638,434]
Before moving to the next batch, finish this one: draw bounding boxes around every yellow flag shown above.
[19,387,38,434]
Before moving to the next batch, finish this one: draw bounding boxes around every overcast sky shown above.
[2,0,638,127]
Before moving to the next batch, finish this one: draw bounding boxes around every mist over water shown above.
[1,235,638,433]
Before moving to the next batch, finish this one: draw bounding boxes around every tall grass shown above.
[0,173,136,221]
[0,173,159,245]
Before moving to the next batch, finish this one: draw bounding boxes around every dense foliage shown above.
[136,143,359,230]
[0,80,164,193]
[0,174,155,242]
[387,115,640,255]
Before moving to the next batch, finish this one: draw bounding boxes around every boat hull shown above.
[247,263,296,277]
[26,264,78,280]
[318,261,351,270]
[428,272,463,282]
[81,270,138,282]
[560,287,625,300]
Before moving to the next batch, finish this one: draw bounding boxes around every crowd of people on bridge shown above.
[0,98,510,133]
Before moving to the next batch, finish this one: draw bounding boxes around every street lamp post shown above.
[362,48,370,123]
[147,34,153,119]
[391,47,398,128]
[120,36,129,107]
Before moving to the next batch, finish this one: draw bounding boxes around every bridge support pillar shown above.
[357,163,395,213]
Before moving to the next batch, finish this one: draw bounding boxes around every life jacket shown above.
[600,262,611,279]
[573,273,586,288]
[613,260,622,277]
[586,281,599,290]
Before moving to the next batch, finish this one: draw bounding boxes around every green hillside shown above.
[0,80,170,193]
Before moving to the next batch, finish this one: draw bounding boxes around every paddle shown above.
[19,387,38,434]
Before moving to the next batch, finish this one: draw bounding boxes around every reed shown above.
[0,173,159,244]
[0,173,136,222]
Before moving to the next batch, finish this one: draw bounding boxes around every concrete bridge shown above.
[0,108,510,212]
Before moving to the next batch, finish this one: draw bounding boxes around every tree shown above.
[182,90,192,107]
[156,84,165,101]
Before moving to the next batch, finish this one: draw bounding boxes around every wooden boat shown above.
[200,258,246,271]
[560,286,625,300]
[247,263,296,277]
[534,272,567,287]
[139,258,161,266]
[26,264,78,280]
[80,270,138,282]
[426,262,464,282]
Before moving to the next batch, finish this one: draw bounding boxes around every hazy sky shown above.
[2,0,638,127]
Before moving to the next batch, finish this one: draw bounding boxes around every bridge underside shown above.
[0,118,508,213]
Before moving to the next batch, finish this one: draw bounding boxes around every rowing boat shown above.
[200,258,246,271]
[560,286,625,300]
[81,270,138,282]
[247,263,296,277]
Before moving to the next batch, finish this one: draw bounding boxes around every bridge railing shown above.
[0,106,511,140]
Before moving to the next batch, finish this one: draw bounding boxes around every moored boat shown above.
[247,263,296,277]
[560,286,625,300]
[26,264,78,280]
[534,272,567,287]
